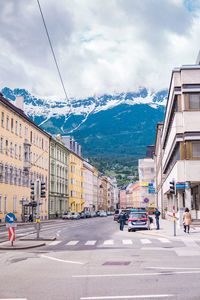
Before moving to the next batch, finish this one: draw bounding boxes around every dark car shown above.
[85,211,91,218]
[80,211,87,219]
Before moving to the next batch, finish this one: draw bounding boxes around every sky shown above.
[0,0,200,99]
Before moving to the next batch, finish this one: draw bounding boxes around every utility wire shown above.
[36,0,87,149]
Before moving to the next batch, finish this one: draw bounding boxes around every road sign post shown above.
[5,213,16,246]
[36,179,41,239]
[170,180,176,236]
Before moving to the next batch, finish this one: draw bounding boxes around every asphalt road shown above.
[1,217,200,300]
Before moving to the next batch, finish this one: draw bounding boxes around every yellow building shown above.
[68,151,84,213]
[102,177,108,212]
[0,95,50,222]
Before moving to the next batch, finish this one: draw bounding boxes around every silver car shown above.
[128,212,150,232]
[71,212,80,220]
[62,212,72,220]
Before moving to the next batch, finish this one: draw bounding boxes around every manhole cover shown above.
[103,261,131,266]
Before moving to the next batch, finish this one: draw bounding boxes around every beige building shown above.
[0,94,50,222]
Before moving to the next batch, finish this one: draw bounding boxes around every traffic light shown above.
[40,182,46,198]
[30,182,35,200]
[170,181,175,194]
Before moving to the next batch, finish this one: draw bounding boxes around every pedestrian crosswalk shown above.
[47,237,173,248]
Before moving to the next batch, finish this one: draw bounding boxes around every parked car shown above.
[80,211,87,219]
[107,211,111,216]
[128,210,150,232]
[62,212,72,220]
[90,211,96,217]
[71,212,80,220]
[100,211,107,217]
[85,211,91,218]
[96,210,101,217]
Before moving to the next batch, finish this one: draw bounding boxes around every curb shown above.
[0,220,56,227]
[0,242,46,250]
[20,236,56,241]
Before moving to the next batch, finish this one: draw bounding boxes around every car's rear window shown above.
[129,213,147,219]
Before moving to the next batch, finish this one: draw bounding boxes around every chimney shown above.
[15,96,24,111]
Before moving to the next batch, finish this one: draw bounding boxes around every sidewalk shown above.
[138,218,200,240]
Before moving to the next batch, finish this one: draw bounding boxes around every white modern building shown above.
[161,56,200,220]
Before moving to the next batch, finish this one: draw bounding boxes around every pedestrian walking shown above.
[118,211,126,231]
[183,207,192,234]
[154,208,161,230]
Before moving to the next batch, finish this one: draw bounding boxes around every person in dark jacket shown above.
[119,211,126,231]
[154,208,161,230]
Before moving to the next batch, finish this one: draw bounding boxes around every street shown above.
[1,217,200,300]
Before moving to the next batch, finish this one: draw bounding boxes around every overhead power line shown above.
[36,0,88,150]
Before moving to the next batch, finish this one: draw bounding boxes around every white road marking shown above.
[122,240,132,245]
[85,240,97,245]
[41,254,84,264]
[145,267,200,270]
[141,247,173,251]
[140,239,151,244]
[49,240,61,246]
[103,240,114,245]
[66,240,79,245]
[0,299,27,300]
[56,230,61,237]
[158,238,170,243]
[73,270,200,278]
[80,295,174,299]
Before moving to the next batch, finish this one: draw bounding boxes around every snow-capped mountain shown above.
[1,87,167,158]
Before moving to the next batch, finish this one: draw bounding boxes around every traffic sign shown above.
[143,198,150,203]
[5,213,16,223]
[8,227,15,242]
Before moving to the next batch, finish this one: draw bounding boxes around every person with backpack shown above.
[155,208,161,230]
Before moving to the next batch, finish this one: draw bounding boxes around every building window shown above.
[11,118,14,132]
[10,142,13,157]
[192,142,200,158]
[0,137,3,152]
[14,143,17,158]
[71,191,75,197]
[19,145,22,160]
[13,196,17,212]
[15,120,18,134]
[0,195,2,212]
[5,140,8,155]
[189,94,200,109]
[0,164,3,182]
[1,111,4,127]
[30,131,33,143]
[71,166,75,172]
[19,124,22,136]
[4,195,7,212]
[45,140,48,152]
[71,178,75,184]
[25,126,28,139]
[6,115,9,130]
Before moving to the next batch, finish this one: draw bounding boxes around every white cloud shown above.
[0,0,200,99]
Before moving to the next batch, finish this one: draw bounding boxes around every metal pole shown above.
[36,179,40,239]
[173,194,176,236]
